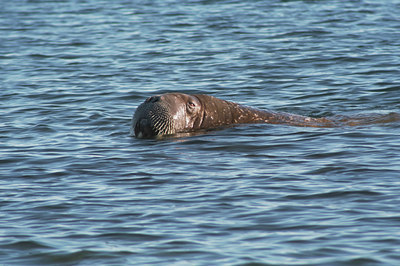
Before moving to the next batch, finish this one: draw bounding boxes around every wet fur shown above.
[132,93,400,138]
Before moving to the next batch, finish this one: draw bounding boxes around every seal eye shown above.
[187,96,200,114]
[188,102,196,109]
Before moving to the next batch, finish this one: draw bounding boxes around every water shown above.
[1,0,400,265]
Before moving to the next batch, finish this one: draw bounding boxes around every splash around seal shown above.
[131,93,400,138]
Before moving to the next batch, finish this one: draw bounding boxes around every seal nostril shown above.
[146,96,161,103]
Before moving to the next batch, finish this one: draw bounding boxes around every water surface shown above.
[1,0,400,265]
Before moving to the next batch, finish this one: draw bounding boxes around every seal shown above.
[131,93,400,138]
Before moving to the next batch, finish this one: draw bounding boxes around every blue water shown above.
[1,0,400,265]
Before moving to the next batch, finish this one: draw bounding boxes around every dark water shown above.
[1,0,400,265]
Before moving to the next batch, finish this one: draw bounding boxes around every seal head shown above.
[132,93,203,138]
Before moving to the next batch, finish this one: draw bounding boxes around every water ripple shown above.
[1,0,400,265]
